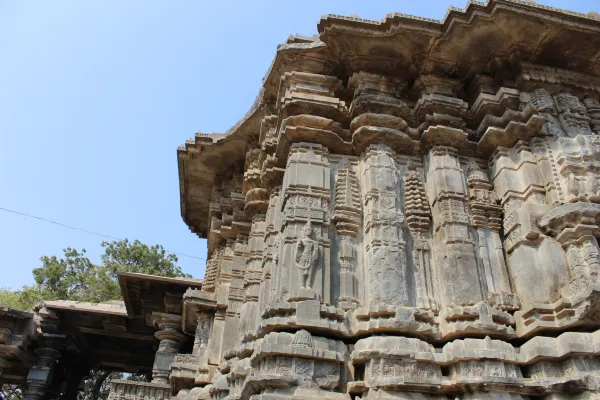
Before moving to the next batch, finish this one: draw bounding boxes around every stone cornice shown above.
[178,0,600,238]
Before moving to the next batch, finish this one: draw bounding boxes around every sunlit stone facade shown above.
[175,2,600,399]
[5,2,600,400]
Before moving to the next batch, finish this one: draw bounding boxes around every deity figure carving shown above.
[555,93,593,137]
[530,88,564,137]
[584,97,600,133]
[295,221,319,290]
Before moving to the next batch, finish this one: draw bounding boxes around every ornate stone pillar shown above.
[466,162,517,310]
[151,313,186,384]
[229,235,248,347]
[405,169,437,311]
[275,142,331,304]
[362,144,410,307]
[426,146,484,308]
[239,214,266,338]
[220,240,243,358]
[332,159,362,310]
[258,187,281,316]
[24,334,65,400]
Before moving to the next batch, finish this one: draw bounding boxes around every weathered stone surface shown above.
[8,2,600,400]
[171,2,600,398]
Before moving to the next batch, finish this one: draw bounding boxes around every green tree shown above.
[0,286,44,312]
[30,239,190,304]
[0,239,191,400]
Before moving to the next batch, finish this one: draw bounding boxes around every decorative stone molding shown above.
[107,380,171,400]
[169,2,600,399]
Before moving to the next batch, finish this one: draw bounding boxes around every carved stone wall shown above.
[173,2,600,399]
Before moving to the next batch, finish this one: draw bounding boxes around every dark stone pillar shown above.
[150,313,185,384]
[24,334,65,400]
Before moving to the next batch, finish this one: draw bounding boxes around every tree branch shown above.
[92,371,110,400]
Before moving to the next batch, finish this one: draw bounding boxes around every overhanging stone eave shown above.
[118,272,203,319]
[178,101,263,238]
[317,0,600,79]
[42,300,128,317]
[178,131,252,239]
[0,306,34,319]
[318,0,600,37]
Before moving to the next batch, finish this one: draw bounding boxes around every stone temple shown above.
[5,1,600,399]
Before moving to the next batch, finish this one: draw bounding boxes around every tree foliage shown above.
[1,239,191,311]
[0,239,191,399]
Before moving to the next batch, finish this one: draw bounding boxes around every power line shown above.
[0,207,207,261]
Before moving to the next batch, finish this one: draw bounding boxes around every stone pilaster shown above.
[362,144,410,307]
[192,311,212,359]
[258,187,281,316]
[426,146,483,308]
[466,162,518,310]
[208,309,226,366]
[275,142,331,304]
[239,214,265,338]
[151,313,186,384]
[405,169,437,311]
[332,159,362,310]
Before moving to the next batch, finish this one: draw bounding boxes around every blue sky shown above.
[0,0,597,289]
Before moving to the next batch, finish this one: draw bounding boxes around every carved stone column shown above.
[426,146,483,308]
[24,334,65,400]
[220,239,244,357]
[332,159,362,310]
[405,169,437,311]
[275,142,331,303]
[229,234,248,347]
[258,187,281,316]
[362,144,410,307]
[151,313,186,384]
[466,162,518,310]
[239,214,266,338]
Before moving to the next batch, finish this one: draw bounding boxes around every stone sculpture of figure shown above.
[295,220,319,290]
[585,174,600,198]
[566,171,580,198]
